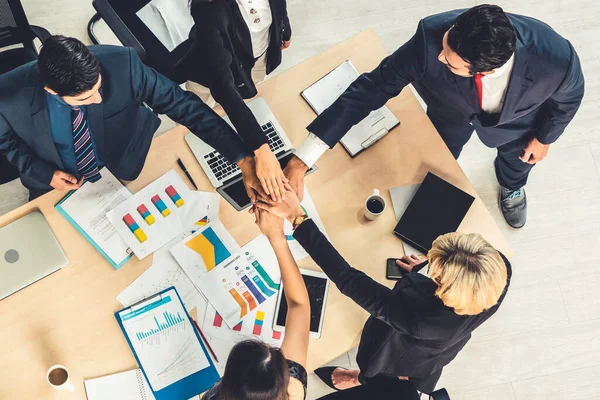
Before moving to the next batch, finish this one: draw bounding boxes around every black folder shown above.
[393,173,475,254]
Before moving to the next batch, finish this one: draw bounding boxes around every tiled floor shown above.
[3,0,600,399]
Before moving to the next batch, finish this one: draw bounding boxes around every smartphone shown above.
[386,258,405,280]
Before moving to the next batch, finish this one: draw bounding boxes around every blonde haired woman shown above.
[256,190,511,395]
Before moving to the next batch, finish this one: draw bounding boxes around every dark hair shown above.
[219,340,289,400]
[447,4,516,74]
[38,35,101,96]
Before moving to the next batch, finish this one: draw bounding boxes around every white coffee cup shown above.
[364,189,387,220]
[47,365,75,392]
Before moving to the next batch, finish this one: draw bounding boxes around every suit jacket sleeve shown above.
[306,21,427,147]
[0,113,54,186]
[281,4,292,42]
[187,10,267,153]
[294,220,414,335]
[536,42,585,144]
[127,48,248,162]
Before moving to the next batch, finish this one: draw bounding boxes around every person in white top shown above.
[284,5,584,229]
[183,0,293,203]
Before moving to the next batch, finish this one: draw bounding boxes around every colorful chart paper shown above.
[171,224,281,328]
[107,170,219,260]
[123,213,147,243]
[166,185,185,208]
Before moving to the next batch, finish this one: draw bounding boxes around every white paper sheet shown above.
[106,170,216,259]
[84,369,155,400]
[57,169,131,265]
[136,0,194,52]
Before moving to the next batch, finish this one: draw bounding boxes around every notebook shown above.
[84,369,155,400]
[393,173,475,254]
[301,60,400,157]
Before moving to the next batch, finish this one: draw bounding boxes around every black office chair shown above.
[88,0,192,84]
[0,0,51,184]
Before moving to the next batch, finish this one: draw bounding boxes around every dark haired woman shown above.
[202,205,309,399]
[183,0,292,204]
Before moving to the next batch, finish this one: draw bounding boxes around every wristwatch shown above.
[292,214,310,230]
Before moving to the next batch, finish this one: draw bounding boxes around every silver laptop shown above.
[186,97,294,188]
[0,210,68,300]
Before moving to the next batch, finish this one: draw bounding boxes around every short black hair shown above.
[38,35,101,97]
[447,4,516,74]
[219,340,289,400]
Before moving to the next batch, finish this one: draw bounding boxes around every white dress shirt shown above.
[236,0,272,58]
[294,54,516,168]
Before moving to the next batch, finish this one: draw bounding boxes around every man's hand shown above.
[254,144,288,203]
[237,156,268,203]
[254,186,305,222]
[50,170,83,191]
[396,254,428,273]
[281,39,292,50]
[282,155,308,201]
[520,137,550,164]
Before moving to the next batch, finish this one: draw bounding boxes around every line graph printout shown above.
[118,288,210,391]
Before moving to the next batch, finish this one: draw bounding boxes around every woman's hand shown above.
[254,206,285,242]
[396,254,428,273]
[254,144,288,203]
[237,156,268,203]
[254,186,305,222]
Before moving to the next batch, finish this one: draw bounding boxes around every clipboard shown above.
[115,287,220,400]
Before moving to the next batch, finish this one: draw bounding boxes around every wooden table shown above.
[0,30,512,399]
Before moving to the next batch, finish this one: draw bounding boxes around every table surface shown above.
[0,30,512,399]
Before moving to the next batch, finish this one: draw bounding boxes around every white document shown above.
[84,369,155,400]
[284,188,329,261]
[301,60,400,156]
[389,184,423,257]
[136,0,194,52]
[57,169,131,266]
[107,170,216,259]
[118,289,210,392]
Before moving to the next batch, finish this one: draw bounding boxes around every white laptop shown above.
[186,97,317,210]
[301,60,400,157]
[0,210,68,300]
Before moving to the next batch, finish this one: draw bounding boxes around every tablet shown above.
[273,269,330,339]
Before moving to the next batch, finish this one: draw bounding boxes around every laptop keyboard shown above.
[205,122,286,182]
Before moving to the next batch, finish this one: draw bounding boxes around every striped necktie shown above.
[474,73,484,109]
[71,107,102,183]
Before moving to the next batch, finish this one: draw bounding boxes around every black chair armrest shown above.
[430,388,450,400]
[30,25,51,42]
[92,0,147,60]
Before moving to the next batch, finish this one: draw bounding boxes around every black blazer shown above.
[0,45,248,192]
[307,10,584,149]
[294,220,512,394]
[183,0,291,152]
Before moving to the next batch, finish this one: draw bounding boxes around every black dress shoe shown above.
[314,366,347,391]
[499,186,527,228]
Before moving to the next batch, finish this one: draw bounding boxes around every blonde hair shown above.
[427,232,507,316]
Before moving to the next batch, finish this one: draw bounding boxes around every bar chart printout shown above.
[119,289,210,391]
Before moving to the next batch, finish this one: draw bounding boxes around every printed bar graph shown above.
[228,288,248,318]
[212,313,223,328]
[232,322,243,332]
[251,275,275,297]
[136,204,156,226]
[272,331,282,340]
[151,194,171,217]
[241,275,266,304]
[166,185,184,208]
[253,311,265,335]
[251,261,280,290]
[122,213,147,243]
[134,311,185,340]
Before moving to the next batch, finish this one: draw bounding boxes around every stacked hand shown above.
[251,185,306,239]
[254,143,288,202]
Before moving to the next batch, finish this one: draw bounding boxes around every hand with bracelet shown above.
[253,186,309,229]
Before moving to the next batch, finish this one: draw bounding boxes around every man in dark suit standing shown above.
[0,36,265,200]
[285,5,584,228]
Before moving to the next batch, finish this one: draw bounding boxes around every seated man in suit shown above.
[0,35,265,200]
[284,4,584,228]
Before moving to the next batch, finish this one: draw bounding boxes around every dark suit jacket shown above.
[307,10,584,148]
[317,376,421,400]
[294,220,512,394]
[182,0,291,152]
[0,45,248,192]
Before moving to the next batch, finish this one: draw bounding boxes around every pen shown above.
[177,158,198,190]
[192,319,219,363]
